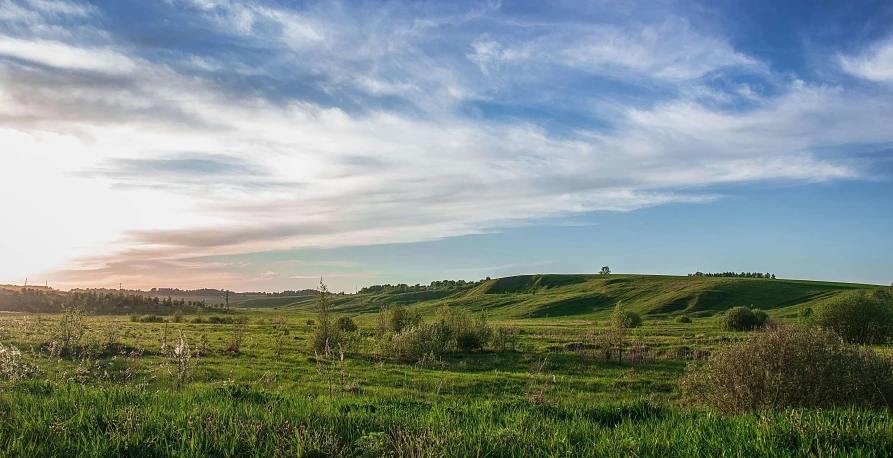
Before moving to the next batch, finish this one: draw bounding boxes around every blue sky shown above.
[1,0,891,291]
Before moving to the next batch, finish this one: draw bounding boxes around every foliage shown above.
[689,271,775,278]
[681,325,893,413]
[599,266,611,275]
[166,330,193,390]
[312,279,342,353]
[335,317,357,333]
[721,306,767,332]
[55,304,86,356]
[493,325,521,352]
[674,315,692,324]
[612,302,642,329]
[376,305,422,337]
[814,291,893,344]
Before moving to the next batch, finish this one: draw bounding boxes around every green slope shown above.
[239,274,882,320]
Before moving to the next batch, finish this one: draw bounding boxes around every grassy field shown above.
[0,274,890,456]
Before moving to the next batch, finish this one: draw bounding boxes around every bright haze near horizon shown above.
[1,0,892,292]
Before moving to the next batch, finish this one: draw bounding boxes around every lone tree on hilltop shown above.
[599,266,611,275]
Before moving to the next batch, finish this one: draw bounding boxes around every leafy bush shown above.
[721,306,765,331]
[377,305,422,336]
[612,303,642,329]
[814,291,893,344]
[681,325,893,414]
[436,306,491,351]
[336,316,358,333]
[674,316,692,324]
[381,322,452,361]
[752,309,769,327]
[797,306,814,324]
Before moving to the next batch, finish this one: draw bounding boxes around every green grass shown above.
[1,275,890,457]
[261,274,879,321]
[1,383,891,457]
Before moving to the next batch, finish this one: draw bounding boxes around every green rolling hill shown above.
[238,274,882,320]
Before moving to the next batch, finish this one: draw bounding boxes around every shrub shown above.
[138,315,166,323]
[377,305,422,336]
[681,325,893,414]
[493,325,520,352]
[752,309,769,327]
[613,303,642,329]
[797,306,814,324]
[381,322,452,361]
[721,306,763,331]
[436,306,491,351]
[336,316,358,333]
[312,280,342,353]
[675,315,692,324]
[172,310,184,323]
[814,291,893,344]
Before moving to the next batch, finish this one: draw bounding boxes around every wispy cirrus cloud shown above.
[1,0,890,290]
[840,37,893,83]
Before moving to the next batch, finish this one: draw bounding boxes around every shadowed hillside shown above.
[243,274,880,320]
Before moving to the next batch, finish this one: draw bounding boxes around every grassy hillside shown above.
[259,274,880,320]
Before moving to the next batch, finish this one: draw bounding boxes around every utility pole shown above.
[225,290,229,309]
[24,278,27,287]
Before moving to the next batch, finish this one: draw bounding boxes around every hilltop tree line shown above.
[689,271,776,279]
[359,279,487,294]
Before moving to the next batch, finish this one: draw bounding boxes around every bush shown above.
[721,306,764,331]
[381,322,452,361]
[612,303,642,329]
[172,310,184,323]
[336,316,358,333]
[752,309,769,327]
[814,291,893,344]
[681,325,893,414]
[797,306,814,323]
[377,305,422,336]
[674,315,692,324]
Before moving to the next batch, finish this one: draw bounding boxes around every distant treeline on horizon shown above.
[689,272,776,279]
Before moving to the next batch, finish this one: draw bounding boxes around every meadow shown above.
[0,274,891,457]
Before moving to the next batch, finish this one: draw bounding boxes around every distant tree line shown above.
[0,288,216,314]
[359,279,486,295]
[689,271,776,279]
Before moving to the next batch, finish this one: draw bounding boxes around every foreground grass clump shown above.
[1,382,892,457]
[681,325,893,414]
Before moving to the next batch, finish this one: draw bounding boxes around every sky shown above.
[1,0,892,292]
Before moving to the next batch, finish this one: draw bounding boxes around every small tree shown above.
[312,278,342,352]
[56,304,86,357]
[612,302,642,329]
[599,266,611,275]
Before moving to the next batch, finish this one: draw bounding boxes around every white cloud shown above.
[840,38,893,83]
[467,18,761,82]
[0,1,889,291]
[0,37,136,73]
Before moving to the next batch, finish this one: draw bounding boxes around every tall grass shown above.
[0,382,890,457]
